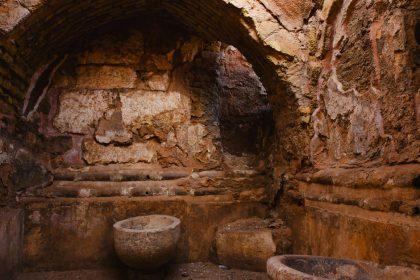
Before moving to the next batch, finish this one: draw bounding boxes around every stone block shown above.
[54,90,116,134]
[95,111,132,144]
[77,31,144,65]
[215,218,277,271]
[175,124,215,156]
[120,90,189,127]
[0,0,29,33]
[144,72,170,91]
[75,66,137,89]
[82,139,156,165]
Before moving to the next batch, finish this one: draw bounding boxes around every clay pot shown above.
[113,215,181,271]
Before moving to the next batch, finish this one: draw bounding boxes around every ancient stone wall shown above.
[2,0,417,172]
[31,20,271,172]
[0,0,312,181]
[0,16,274,206]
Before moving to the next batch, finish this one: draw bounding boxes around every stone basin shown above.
[267,255,420,280]
[113,215,181,271]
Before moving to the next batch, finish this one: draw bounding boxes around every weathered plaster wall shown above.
[308,0,419,167]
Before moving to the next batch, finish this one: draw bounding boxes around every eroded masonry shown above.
[0,0,419,279]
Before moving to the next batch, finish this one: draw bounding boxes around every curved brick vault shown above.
[0,0,315,169]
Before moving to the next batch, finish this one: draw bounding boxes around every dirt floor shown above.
[18,262,269,280]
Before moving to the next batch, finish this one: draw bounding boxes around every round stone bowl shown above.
[113,215,181,271]
[267,255,384,280]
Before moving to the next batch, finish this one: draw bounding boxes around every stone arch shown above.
[0,0,313,171]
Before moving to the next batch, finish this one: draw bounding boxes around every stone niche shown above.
[39,19,273,173]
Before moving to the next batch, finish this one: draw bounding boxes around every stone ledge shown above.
[53,168,191,182]
[305,200,420,228]
[52,168,258,182]
[295,164,420,189]
[292,181,419,216]
[22,178,268,203]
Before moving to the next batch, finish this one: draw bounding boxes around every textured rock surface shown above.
[120,90,189,127]
[53,90,116,134]
[95,112,132,145]
[82,140,156,165]
[0,137,53,205]
[75,66,137,89]
[1,0,417,170]
[0,0,29,33]
[309,0,419,167]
